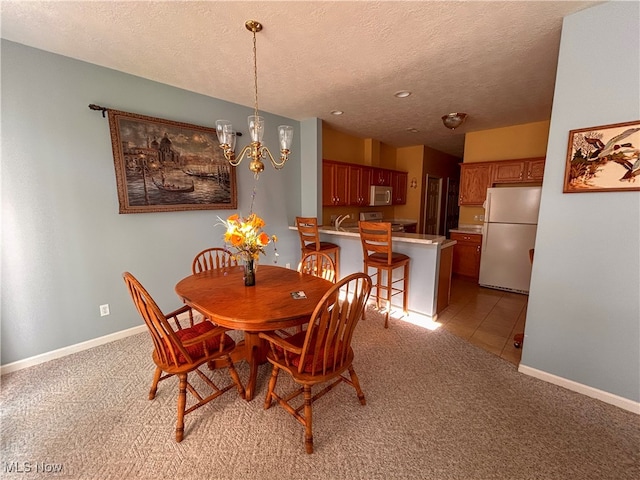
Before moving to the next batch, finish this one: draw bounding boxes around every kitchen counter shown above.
[316,225,448,246]
[289,226,456,317]
[449,224,483,235]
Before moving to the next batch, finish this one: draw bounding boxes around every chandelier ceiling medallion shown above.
[441,113,468,130]
[216,20,294,177]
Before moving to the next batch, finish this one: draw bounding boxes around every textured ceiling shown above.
[0,1,599,157]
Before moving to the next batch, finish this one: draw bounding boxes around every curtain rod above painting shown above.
[88,104,108,117]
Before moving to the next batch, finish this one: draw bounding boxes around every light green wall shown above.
[522,1,640,403]
[0,40,310,364]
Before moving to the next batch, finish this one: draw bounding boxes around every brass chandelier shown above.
[216,20,294,177]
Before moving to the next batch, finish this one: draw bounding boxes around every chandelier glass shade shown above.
[216,20,294,177]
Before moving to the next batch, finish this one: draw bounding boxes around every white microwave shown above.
[369,185,393,206]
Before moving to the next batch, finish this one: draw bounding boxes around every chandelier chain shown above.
[215,20,293,176]
[252,30,259,120]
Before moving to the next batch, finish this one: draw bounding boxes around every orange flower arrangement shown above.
[220,213,277,261]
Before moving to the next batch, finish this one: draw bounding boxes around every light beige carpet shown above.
[1,308,638,479]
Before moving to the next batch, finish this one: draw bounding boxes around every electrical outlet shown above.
[99,304,110,316]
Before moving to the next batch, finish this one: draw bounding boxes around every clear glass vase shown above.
[244,258,256,287]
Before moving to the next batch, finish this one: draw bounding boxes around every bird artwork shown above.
[619,158,640,182]
[565,122,640,192]
[583,127,640,181]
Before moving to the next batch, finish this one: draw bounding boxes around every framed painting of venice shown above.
[107,109,237,213]
[563,120,640,193]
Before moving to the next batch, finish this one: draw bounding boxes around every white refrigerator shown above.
[478,186,541,294]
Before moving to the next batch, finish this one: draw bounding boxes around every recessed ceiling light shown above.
[394,91,412,98]
[330,110,344,116]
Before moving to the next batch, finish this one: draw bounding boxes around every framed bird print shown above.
[563,120,640,193]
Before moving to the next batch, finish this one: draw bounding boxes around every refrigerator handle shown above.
[484,192,491,222]
[482,223,488,252]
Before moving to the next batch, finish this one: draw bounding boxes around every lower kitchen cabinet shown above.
[450,232,482,280]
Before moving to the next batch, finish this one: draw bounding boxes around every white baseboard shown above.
[518,364,640,415]
[0,311,201,376]
[0,324,146,375]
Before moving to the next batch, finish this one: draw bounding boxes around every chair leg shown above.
[362,262,368,321]
[149,366,162,400]
[225,356,246,400]
[385,267,393,328]
[348,365,366,406]
[264,366,280,410]
[176,373,188,442]
[303,385,314,454]
[376,268,383,311]
[334,249,340,280]
[403,262,410,315]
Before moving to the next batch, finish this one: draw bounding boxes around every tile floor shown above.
[437,276,528,365]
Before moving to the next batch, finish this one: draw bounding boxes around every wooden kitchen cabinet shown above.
[348,165,372,206]
[459,158,546,207]
[450,232,482,280]
[492,160,527,183]
[371,168,392,186]
[322,161,349,206]
[492,157,546,183]
[391,171,408,205]
[323,160,408,207]
[459,164,493,206]
[525,158,545,181]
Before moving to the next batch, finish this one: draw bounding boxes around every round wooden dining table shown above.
[175,265,334,401]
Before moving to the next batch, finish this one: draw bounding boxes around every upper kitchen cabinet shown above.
[391,171,408,205]
[371,168,392,186]
[524,158,546,181]
[459,163,493,206]
[459,157,547,206]
[322,160,349,206]
[492,160,526,183]
[322,160,407,207]
[348,165,372,206]
[492,157,546,183]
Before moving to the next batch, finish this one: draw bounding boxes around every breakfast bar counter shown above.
[290,225,456,318]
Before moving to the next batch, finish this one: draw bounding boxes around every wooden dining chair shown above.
[122,272,245,442]
[295,216,340,280]
[259,272,372,454]
[358,221,410,328]
[192,247,237,274]
[276,251,338,337]
[298,251,337,283]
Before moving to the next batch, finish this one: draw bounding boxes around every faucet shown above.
[335,214,351,230]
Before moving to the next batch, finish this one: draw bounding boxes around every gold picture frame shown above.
[563,120,640,193]
[107,109,237,213]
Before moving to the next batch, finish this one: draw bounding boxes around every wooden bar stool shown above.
[358,221,410,328]
[295,217,340,280]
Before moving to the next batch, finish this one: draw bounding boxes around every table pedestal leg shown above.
[242,332,267,401]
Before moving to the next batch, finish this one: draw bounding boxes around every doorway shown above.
[444,177,460,237]
[423,176,441,235]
